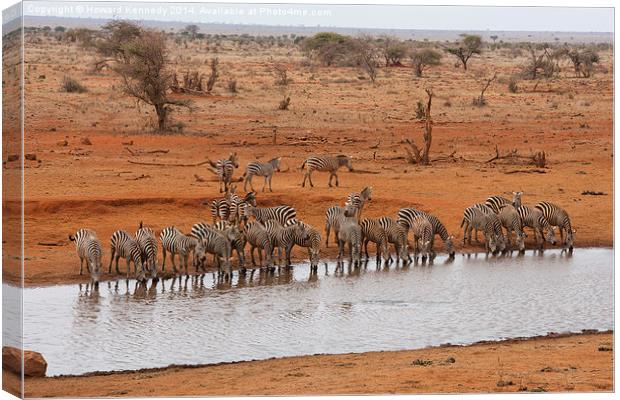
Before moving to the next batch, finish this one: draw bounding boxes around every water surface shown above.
[7,248,614,376]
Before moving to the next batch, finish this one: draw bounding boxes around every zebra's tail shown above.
[460,218,466,228]
[300,159,307,171]
[69,234,76,241]
[139,220,143,229]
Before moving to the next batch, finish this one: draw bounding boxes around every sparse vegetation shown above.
[567,48,600,78]
[206,57,219,92]
[61,76,87,93]
[411,48,442,77]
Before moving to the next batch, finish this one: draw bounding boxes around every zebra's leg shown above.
[171,253,178,273]
[243,175,250,192]
[262,176,268,192]
[115,255,121,274]
[363,238,370,259]
[325,223,331,247]
[307,171,315,187]
[125,258,131,279]
[328,172,334,187]
[302,172,308,187]
[337,240,344,260]
[250,245,257,267]
[79,257,84,275]
[161,248,167,271]
[335,172,340,187]
[268,175,273,192]
[108,248,115,273]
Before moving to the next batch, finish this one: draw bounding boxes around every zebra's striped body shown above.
[517,205,557,249]
[485,192,523,214]
[209,152,239,193]
[378,217,410,262]
[69,229,102,282]
[301,155,353,188]
[135,222,158,279]
[243,221,273,269]
[466,203,494,243]
[359,218,390,263]
[286,220,321,270]
[244,157,281,192]
[193,226,238,277]
[325,205,358,247]
[397,208,455,256]
[345,186,372,220]
[461,207,505,254]
[263,220,308,267]
[109,230,145,279]
[336,213,362,265]
[246,204,296,225]
[160,226,198,273]
[209,198,230,224]
[497,204,526,251]
[227,191,257,225]
[409,215,433,261]
[535,201,574,250]
[214,221,246,267]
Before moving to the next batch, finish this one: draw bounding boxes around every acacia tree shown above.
[95,21,191,131]
[445,34,482,70]
[352,36,381,82]
[184,24,199,40]
[410,48,441,77]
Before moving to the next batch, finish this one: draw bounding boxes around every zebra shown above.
[378,217,411,263]
[244,157,281,192]
[485,192,523,214]
[208,198,230,224]
[159,226,198,274]
[245,204,296,225]
[460,207,505,254]
[497,204,526,252]
[325,204,358,247]
[135,222,158,279]
[517,205,557,249]
[535,201,575,250]
[108,230,145,280]
[208,152,239,193]
[300,155,353,188]
[263,220,309,267]
[243,221,274,270]
[69,229,102,283]
[227,190,257,225]
[345,186,373,220]
[214,220,246,268]
[465,203,494,243]
[397,208,455,257]
[359,218,390,263]
[336,207,362,265]
[409,215,433,262]
[193,225,238,278]
[286,220,321,271]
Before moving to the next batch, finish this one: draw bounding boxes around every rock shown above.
[2,346,47,377]
[6,154,19,162]
[24,153,37,161]
[80,137,92,145]
[57,140,68,147]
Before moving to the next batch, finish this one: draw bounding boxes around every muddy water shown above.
[6,248,613,376]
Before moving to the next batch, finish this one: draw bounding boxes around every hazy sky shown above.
[17,1,615,32]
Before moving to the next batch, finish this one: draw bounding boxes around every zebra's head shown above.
[361,186,373,202]
[445,235,455,257]
[194,240,208,270]
[487,235,498,254]
[343,204,357,218]
[337,155,353,171]
[271,157,282,171]
[512,191,523,208]
[496,234,507,253]
[244,191,257,206]
[229,152,239,168]
[565,229,575,250]
[545,227,557,245]
[516,231,526,252]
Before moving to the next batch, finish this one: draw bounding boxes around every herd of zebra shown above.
[69,181,575,285]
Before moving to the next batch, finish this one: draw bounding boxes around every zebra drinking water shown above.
[378,217,411,263]
[159,226,198,274]
[397,208,455,257]
[517,205,557,250]
[69,229,102,283]
[535,201,574,251]
[359,218,390,263]
[109,230,145,280]
[345,186,372,220]
[135,222,158,279]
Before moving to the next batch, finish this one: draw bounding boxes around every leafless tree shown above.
[404,88,434,165]
[472,72,497,106]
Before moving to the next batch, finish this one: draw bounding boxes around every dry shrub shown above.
[61,76,87,93]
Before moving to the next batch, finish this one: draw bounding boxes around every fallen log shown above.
[504,169,547,174]
[127,159,211,167]
[125,147,170,156]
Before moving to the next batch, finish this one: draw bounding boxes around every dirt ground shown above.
[2,32,613,288]
[1,331,610,397]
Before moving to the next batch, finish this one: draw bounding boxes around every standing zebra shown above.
[208,152,239,193]
[244,157,281,192]
[192,225,238,278]
[69,229,102,283]
[227,190,257,225]
[214,221,246,268]
[466,203,494,243]
[109,230,145,280]
[359,218,390,263]
[497,205,526,252]
[243,221,274,270]
[337,211,362,265]
[461,207,506,254]
[135,222,158,279]
[300,155,353,188]
[245,204,296,225]
[535,202,574,250]
[208,198,230,224]
[378,217,410,263]
[263,220,309,267]
[345,186,373,220]
[517,205,557,250]
[159,226,198,274]
[409,215,433,262]
[287,220,322,271]
[485,192,523,214]
[325,204,359,247]
[397,208,455,257]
